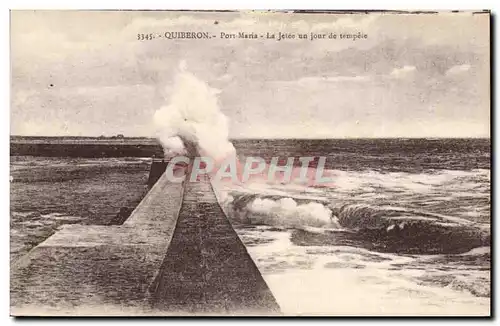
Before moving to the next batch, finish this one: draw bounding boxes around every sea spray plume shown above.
[152,62,335,186]
[153,61,235,160]
[160,136,187,156]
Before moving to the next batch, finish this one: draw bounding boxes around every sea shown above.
[10,138,491,316]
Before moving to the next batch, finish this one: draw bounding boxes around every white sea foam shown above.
[460,246,490,256]
[245,197,338,228]
[236,227,490,316]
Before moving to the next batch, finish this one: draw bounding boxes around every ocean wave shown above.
[237,226,490,301]
[223,192,490,255]
[223,193,338,228]
[325,168,490,194]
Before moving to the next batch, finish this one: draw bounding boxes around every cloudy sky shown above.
[11,10,490,138]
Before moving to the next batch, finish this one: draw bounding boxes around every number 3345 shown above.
[137,33,154,40]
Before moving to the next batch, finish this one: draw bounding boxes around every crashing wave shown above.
[223,192,490,255]
[224,193,339,228]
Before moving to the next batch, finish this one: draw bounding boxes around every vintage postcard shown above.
[10,10,490,316]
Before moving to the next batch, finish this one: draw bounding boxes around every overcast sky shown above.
[11,11,490,138]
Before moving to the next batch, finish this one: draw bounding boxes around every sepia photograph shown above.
[9,10,491,316]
